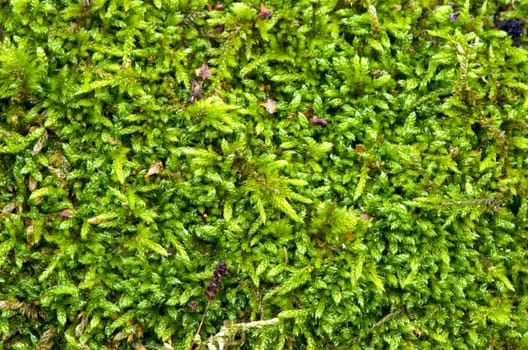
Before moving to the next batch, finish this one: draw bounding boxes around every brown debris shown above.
[303,106,314,118]
[206,2,225,11]
[190,78,203,103]
[201,212,208,223]
[144,161,163,179]
[354,144,365,153]
[195,62,212,80]
[214,24,225,33]
[258,3,273,19]
[360,213,374,221]
[259,98,277,114]
[310,117,328,127]
[188,300,198,312]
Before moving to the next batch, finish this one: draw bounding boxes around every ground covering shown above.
[1,0,528,349]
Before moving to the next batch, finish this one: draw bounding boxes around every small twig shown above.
[371,309,402,330]
[190,299,212,350]
[206,318,280,349]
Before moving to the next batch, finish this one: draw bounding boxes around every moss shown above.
[1,1,527,349]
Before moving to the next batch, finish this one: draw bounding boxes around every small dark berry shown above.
[497,19,524,38]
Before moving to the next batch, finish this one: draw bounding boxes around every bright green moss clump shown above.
[1,1,528,349]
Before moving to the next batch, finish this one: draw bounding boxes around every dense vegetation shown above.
[1,0,527,349]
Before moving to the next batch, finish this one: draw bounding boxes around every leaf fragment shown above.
[195,62,212,80]
[144,161,163,179]
[259,98,277,113]
[258,3,273,19]
[311,117,328,127]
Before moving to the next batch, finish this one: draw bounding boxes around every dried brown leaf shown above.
[258,3,273,19]
[144,162,163,179]
[214,24,225,33]
[310,117,328,127]
[259,98,277,114]
[354,144,365,153]
[195,62,212,80]
[188,300,198,312]
[360,213,374,221]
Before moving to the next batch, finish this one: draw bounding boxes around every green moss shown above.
[1,1,527,349]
